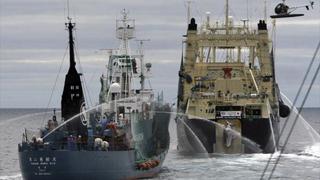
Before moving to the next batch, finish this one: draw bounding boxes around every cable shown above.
[74,29,93,107]
[260,41,320,179]
[41,46,68,127]
[277,41,319,139]
[268,52,320,180]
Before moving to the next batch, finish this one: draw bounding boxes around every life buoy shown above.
[106,122,116,130]
[136,159,160,170]
[146,162,151,169]
[141,163,147,170]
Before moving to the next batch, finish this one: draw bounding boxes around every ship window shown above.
[204,47,214,63]
[76,94,80,97]
[252,109,261,115]
[254,57,261,70]
[76,86,79,90]
[196,49,201,63]
[70,86,74,90]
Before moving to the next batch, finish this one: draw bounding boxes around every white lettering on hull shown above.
[28,156,56,176]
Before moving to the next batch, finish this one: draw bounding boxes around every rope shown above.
[267,41,320,180]
[260,39,320,179]
[279,40,320,138]
[41,46,68,127]
[74,29,93,107]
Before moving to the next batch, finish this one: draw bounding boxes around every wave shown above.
[0,174,21,180]
[0,111,54,126]
[297,143,320,158]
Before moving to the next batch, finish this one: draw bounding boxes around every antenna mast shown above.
[186,1,193,24]
[67,0,70,20]
[66,17,76,68]
[121,9,129,54]
[136,39,150,90]
[116,9,135,55]
[264,0,267,21]
[225,0,229,35]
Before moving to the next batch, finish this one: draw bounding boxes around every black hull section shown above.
[61,21,86,136]
[177,117,279,154]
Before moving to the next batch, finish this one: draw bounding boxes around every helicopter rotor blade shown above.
[310,1,314,9]
[305,1,315,10]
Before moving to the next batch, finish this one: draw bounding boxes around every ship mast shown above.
[61,16,86,136]
[66,0,75,68]
[67,18,76,69]
[225,0,229,35]
[118,9,131,55]
[264,0,267,21]
[186,1,193,24]
[115,9,135,98]
[137,39,150,90]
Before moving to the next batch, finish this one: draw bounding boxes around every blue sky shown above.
[0,0,319,108]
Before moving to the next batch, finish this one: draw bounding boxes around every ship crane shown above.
[271,0,314,18]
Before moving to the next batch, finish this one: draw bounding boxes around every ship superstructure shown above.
[177,0,289,154]
[96,9,171,162]
[99,10,139,103]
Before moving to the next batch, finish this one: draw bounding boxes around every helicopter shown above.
[270,0,314,18]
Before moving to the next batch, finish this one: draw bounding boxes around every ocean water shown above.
[0,108,319,180]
